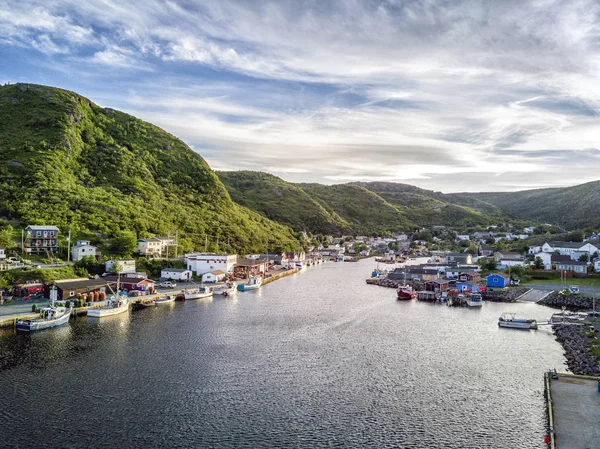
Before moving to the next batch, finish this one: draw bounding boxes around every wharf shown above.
[545,371,600,449]
[263,268,299,285]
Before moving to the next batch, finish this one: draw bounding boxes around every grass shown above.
[526,277,600,287]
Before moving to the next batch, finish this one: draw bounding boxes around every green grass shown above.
[526,277,600,287]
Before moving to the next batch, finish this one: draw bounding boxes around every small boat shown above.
[466,292,483,308]
[88,296,130,318]
[131,298,156,310]
[154,295,175,305]
[183,286,213,300]
[16,306,71,332]
[397,284,416,300]
[238,276,262,291]
[220,282,237,297]
[498,312,538,330]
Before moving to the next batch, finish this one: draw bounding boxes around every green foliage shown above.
[74,255,105,276]
[135,257,184,279]
[479,258,497,271]
[109,231,137,257]
[534,256,544,269]
[0,83,299,255]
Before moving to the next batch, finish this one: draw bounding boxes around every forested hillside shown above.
[0,83,299,253]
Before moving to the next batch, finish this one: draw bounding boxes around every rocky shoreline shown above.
[553,324,600,376]
[481,288,527,302]
[538,293,595,311]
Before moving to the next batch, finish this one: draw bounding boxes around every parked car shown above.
[569,285,580,294]
[159,281,176,288]
[510,278,520,286]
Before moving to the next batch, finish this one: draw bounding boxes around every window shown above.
[70,291,75,297]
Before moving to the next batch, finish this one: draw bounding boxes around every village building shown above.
[234,258,268,277]
[104,273,155,292]
[202,270,226,283]
[160,268,193,281]
[71,240,97,262]
[554,260,588,275]
[51,278,108,301]
[486,273,509,289]
[446,252,473,265]
[478,244,493,257]
[105,259,136,274]
[24,225,59,255]
[185,253,237,276]
[425,278,450,292]
[494,251,526,267]
[456,281,480,293]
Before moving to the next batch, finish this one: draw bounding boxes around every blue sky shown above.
[1,0,599,192]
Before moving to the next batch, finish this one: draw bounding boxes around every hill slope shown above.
[458,181,600,230]
[0,83,298,253]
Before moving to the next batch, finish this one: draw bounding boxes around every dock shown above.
[545,371,600,449]
[262,268,299,285]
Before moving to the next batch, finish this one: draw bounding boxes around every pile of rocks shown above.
[539,293,594,311]
[482,288,528,303]
[553,324,600,376]
[367,278,420,290]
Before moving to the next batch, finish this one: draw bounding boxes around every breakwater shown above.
[553,324,600,376]
[482,288,527,302]
[539,293,595,311]
[263,268,299,285]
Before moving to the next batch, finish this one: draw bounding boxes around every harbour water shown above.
[0,258,565,448]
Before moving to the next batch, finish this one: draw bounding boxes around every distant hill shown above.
[218,172,510,234]
[0,83,299,253]
[456,181,600,230]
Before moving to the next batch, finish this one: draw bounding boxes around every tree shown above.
[110,260,124,274]
[479,258,497,271]
[579,253,589,263]
[534,256,544,269]
[109,230,137,257]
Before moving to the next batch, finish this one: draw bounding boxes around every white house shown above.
[528,245,542,255]
[0,246,5,260]
[185,253,237,276]
[456,234,470,242]
[105,259,136,274]
[71,240,97,261]
[201,270,226,283]
[161,268,192,281]
[595,259,600,273]
[541,241,582,257]
[494,251,526,267]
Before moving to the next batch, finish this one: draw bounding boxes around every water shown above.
[0,259,565,448]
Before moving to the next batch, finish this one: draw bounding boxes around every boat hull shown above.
[238,283,261,291]
[466,301,482,308]
[132,300,156,310]
[498,320,537,330]
[87,304,129,318]
[154,296,175,305]
[184,292,213,300]
[16,309,71,332]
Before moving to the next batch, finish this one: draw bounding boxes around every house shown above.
[136,237,162,257]
[458,272,481,283]
[486,273,509,289]
[578,242,600,258]
[446,252,473,265]
[161,268,192,281]
[456,281,480,293]
[541,241,583,257]
[202,270,226,283]
[594,259,600,273]
[0,246,5,260]
[104,273,155,292]
[494,252,525,267]
[478,244,493,257]
[554,260,588,275]
[24,225,59,255]
[185,253,238,275]
[388,268,440,282]
[71,240,97,262]
[528,245,542,255]
[105,259,136,274]
[51,278,108,301]
[285,251,306,264]
[456,234,470,242]
[234,258,268,277]
[425,278,450,292]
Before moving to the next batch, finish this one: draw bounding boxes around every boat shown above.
[16,305,71,332]
[154,295,175,305]
[498,312,538,330]
[466,292,483,308]
[131,298,156,310]
[183,286,213,300]
[220,282,237,297]
[238,276,263,291]
[88,295,130,318]
[397,284,416,300]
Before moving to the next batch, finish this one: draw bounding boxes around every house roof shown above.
[447,252,469,257]
[479,244,493,250]
[555,260,588,266]
[496,252,524,260]
[104,275,148,285]
[236,259,267,267]
[426,278,450,285]
[545,241,583,249]
[27,225,59,231]
[487,272,509,279]
[210,270,225,275]
[161,268,190,273]
[551,254,571,262]
[54,278,108,290]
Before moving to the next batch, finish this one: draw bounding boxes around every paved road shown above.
[523,283,599,296]
[0,298,50,317]
[518,289,552,302]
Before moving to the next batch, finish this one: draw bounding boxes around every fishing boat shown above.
[131,298,156,310]
[466,292,483,308]
[220,282,237,297]
[498,312,538,330]
[238,276,262,291]
[183,286,213,300]
[16,292,71,333]
[397,284,416,300]
[154,295,175,305]
[88,295,130,317]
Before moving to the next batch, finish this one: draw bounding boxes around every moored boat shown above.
[238,276,262,291]
[220,282,237,297]
[498,312,537,330]
[131,298,156,310]
[16,306,71,332]
[466,292,483,308]
[154,295,175,305]
[88,296,130,318]
[183,286,213,300]
[397,284,416,300]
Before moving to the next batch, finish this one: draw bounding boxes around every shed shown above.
[202,270,226,283]
[456,281,479,293]
[486,273,509,289]
[161,268,193,281]
[51,278,109,301]
[425,278,450,292]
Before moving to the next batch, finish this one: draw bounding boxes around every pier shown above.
[263,268,299,285]
[545,371,600,449]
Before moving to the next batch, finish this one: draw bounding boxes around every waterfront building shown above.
[51,278,108,301]
[486,273,509,289]
[202,270,226,283]
[24,225,59,255]
[234,258,268,277]
[161,268,193,281]
[104,273,154,292]
[185,253,237,275]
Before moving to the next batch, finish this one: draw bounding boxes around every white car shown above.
[569,285,579,294]
[159,281,176,288]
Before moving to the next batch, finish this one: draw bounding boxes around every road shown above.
[523,283,599,296]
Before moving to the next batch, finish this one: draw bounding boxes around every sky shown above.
[1,0,599,193]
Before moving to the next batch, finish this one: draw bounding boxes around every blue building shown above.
[486,273,509,289]
[456,281,480,292]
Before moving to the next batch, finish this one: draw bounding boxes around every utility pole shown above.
[67,229,71,262]
[166,233,169,260]
[205,235,208,252]
[21,229,24,255]
[175,230,178,259]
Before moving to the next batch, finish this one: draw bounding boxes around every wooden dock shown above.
[263,268,299,285]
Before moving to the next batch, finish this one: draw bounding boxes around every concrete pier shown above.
[546,372,600,449]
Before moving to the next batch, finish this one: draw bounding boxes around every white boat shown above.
[219,282,237,297]
[88,296,130,318]
[498,312,538,330]
[183,286,213,300]
[154,294,175,305]
[238,276,262,291]
[16,306,71,332]
[466,292,483,308]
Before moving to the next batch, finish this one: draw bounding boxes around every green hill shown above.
[0,83,299,253]
[459,181,600,230]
